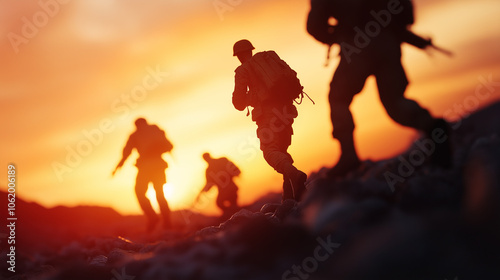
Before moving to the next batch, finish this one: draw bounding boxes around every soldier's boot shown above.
[327,134,361,178]
[284,164,307,201]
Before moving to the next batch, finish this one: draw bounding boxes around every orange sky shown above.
[1,0,499,216]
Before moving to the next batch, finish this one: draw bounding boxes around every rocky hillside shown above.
[2,102,500,280]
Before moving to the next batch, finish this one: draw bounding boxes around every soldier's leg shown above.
[258,124,307,200]
[216,191,237,219]
[135,171,158,229]
[376,59,434,131]
[376,59,451,167]
[152,170,171,228]
[227,185,239,212]
[328,59,370,176]
[224,181,239,209]
[215,193,227,213]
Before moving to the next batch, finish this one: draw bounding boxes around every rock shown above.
[107,248,136,264]
[88,255,107,267]
[463,136,500,226]
[272,199,298,221]
[260,203,281,214]
[195,226,222,238]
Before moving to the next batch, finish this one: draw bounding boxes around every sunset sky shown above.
[1,0,499,216]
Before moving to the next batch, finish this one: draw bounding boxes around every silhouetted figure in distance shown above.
[197,153,240,219]
[307,0,452,177]
[113,118,174,231]
[232,39,307,202]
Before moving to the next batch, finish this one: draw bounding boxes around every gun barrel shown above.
[431,45,454,57]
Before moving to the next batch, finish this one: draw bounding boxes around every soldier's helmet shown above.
[233,39,255,56]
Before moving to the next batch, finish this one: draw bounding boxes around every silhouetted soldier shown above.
[196,153,240,218]
[232,39,307,202]
[113,118,173,231]
[307,0,452,177]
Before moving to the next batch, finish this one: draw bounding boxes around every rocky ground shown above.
[2,102,500,280]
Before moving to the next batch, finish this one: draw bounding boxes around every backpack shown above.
[222,158,240,177]
[148,125,173,154]
[246,51,304,103]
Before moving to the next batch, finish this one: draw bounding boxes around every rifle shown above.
[402,30,453,57]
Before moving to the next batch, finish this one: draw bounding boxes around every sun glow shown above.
[145,182,176,212]
[2,0,499,217]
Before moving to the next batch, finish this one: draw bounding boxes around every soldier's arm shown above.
[232,67,251,111]
[202,172,216,192]
[306,0,336,45]
[202,182,215,192]
[113,135,134,174]
[195,180,214,203]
